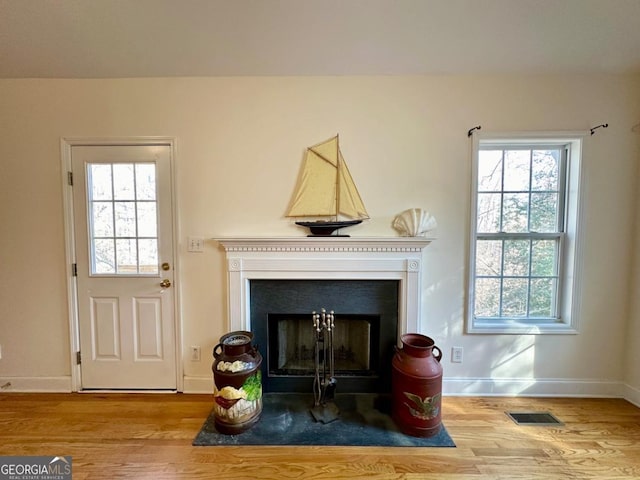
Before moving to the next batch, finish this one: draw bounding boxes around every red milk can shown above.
[212,331,263,435]
[392,333,443,437]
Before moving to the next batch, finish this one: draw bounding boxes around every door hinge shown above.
[67,171,73,186]
[72,263,77,276]
[76,351,81,365]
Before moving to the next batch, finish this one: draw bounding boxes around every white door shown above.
[71,144,177,389]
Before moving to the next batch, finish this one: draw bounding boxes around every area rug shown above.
[193,393,455,447]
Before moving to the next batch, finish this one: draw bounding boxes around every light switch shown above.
[187,236,205,252]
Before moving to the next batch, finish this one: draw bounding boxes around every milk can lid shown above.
[222,333,252,346]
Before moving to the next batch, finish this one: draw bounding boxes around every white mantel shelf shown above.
[215,236,434,338]
[217,236,433,252]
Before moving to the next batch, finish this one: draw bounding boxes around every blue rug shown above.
[193,393,455,447]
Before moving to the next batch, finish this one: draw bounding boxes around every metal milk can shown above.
[211,331,263,435]
[391,333,443,437]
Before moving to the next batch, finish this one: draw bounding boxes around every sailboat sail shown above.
[287,135,369,220]
[336,148,368,219]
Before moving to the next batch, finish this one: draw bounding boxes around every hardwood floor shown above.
[1,393,639,479]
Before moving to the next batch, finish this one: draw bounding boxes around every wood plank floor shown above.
[1,393,639,479]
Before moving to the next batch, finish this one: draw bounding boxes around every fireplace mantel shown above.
[216,237,433,338]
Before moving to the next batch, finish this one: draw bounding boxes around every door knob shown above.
[160,279,172,288]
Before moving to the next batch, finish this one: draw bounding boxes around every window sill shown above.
[467,321,578,335]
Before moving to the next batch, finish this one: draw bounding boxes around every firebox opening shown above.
[250,279,399,393]
[268,313,380,377]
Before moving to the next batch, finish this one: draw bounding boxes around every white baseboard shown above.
[0,376,72,392]
[443,377,623,397]
[621,383,640,407]
[0,375,635,405]
[182,375,214,394]
[0,375,211,394]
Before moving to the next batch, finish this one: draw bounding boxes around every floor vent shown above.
[506,411,563,426]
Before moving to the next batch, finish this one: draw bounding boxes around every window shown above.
[87,162,159,275]
[468,134,584,334]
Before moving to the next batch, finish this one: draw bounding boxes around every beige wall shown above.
[0,75,639,400]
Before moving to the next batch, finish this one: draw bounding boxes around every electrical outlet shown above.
[190,346,201,362]
[451,346,463,363]
[187,236,204,252]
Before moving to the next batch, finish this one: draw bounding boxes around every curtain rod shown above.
[467,125,481,137]
[589,123,608,135]
[467,124,609,137]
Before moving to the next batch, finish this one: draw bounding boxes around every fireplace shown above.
[268,313,376,375]
[250,279,398,393]
[217,237,432,393]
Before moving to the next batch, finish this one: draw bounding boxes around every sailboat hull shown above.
[295,219,363,237]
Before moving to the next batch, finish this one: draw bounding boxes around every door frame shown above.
[61,137,183,392]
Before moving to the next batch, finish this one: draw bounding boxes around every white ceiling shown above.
[2,0,640,78]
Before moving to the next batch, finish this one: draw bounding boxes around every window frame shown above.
[467,132,586,334]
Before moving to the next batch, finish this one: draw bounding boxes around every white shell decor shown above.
[392,208,437,237]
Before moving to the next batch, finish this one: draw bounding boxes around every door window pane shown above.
[90,164,113,200]
[116,239,138,274]
[137,202,157,237]
[138,239,159,274]
[88,162,159,275]
[91,202,114,237]
[114,202,136,237]
[93,239,115,274]
[135,164,156,200]
[113,164,135,200]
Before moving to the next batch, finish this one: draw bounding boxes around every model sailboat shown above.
[287,135,369,236]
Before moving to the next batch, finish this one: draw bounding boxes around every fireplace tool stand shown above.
[310,309,340,423]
